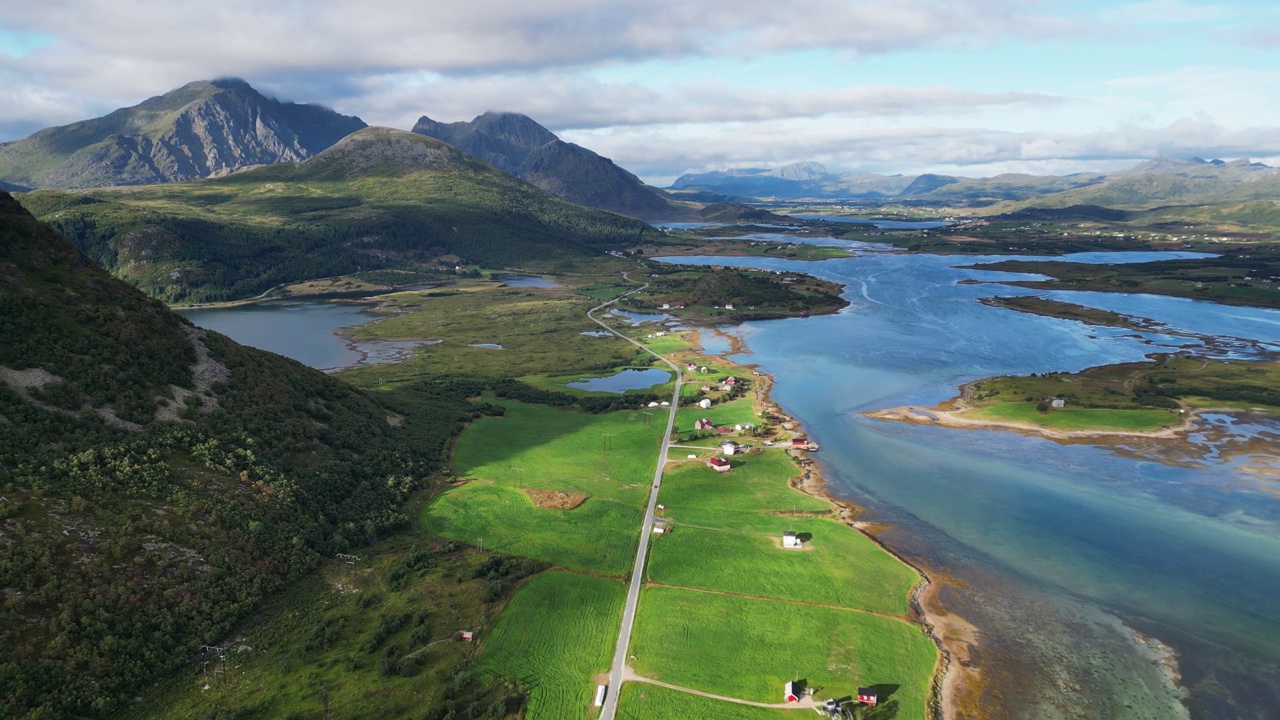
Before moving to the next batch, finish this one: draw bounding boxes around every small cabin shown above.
[784,681,800,703]
[460,630,475,643]
[1050,398,1066,409]
[708,457,731,473]
[857,688,877,706]
[791,437,809,447]
[782,531,802,549]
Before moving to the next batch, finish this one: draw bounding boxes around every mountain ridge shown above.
[412,111,690,220]
[0,78,367,189]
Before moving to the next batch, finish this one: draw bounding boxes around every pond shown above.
[493,274,560,288]
[561,368,673,393]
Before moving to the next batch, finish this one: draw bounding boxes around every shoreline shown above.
[690,324,975,720]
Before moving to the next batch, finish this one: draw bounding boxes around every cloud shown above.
[344,71,1067,132]
[0,0,1075,98]
[565,117,1280,182]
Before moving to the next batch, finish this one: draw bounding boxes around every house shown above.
[648,401,660,408]
[724,376,737,386]
[719,440,738,456]
[700,385,712,392]
[699,366,709,373]
[652,518,672,534]
[460,630,475,642]
[698,398,713,409]
[725,303,735,310]
[782,531,802,548]
[661,303,670,310]
[708,457,731,473]
[784,681,800,703]
[1050,398,1066,409]
[694,418,714,430]
[791,437,809,447]
[857,688,877,706]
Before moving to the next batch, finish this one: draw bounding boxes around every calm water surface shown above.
[178,301,380,370]
[562,368,673,393]
[658,248,1280,719]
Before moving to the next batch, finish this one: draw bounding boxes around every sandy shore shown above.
[690,326,976,720]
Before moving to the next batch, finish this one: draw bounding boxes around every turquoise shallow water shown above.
[658,247,1280,718]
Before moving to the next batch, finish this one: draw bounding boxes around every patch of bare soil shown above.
[523,489,589,510]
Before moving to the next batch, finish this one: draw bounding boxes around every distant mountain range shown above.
[21,127,653,302]
[0,79,367,189]
[669,157,1280,210]
[412,112,690,220]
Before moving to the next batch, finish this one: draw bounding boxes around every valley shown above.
[5,72,1280,720]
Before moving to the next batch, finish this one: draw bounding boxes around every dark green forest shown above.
[0,193,511,718]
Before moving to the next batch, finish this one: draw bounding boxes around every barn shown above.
[708,457,731,473]
[857,688,878,706]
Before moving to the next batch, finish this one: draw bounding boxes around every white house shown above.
[698,398,713,409]
[719,440,738,456]
[782,531,803,549]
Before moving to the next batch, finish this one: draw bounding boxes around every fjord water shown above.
[660,249,1280,718]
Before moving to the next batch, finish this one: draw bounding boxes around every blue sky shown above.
[2,0,1279,183]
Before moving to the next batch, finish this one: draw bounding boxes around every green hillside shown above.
[19,127,655,302]
[0,192,492,718]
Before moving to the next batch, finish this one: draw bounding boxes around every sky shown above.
[2,0,1279,184]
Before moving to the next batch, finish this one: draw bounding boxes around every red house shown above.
[784,681,799,703]
[857,688,877,706]
[708,457,731,473]
[791,437,809,447]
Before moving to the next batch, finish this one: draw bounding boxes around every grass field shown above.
[480,572,624,720]
[964,402,1176,431]
[676,396,762,432]
[423,484,642,574]
[637,330,697,355]
[657,452,829,523]
[618,684,799,720]
[648,523,917,615]
[630,587,935,717]
[453,401,663,505]
[338,282,639,386]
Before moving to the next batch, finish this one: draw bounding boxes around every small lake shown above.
[608,309,674,325]
[179,301,381,370]
[561,368,672,393]
[493,274,560,288]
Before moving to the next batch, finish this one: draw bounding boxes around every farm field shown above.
[617,683,799,719]
[648,523,917,615]
[453,400,663,505]
[630,587,936,718]
[480,572,625,720]
[963,402,1176,431]
[658,452,829,522]
[422,483,641,574]
[676,396,762,432]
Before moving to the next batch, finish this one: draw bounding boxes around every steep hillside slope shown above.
[20,128,654,302]
[413,112,687,219]
[0,79,367,189]
[0,191,488,718]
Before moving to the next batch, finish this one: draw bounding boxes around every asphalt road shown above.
[588,273,683,720]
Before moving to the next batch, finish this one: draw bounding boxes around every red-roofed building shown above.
[708,457,731,473]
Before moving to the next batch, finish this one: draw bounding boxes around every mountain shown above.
[1004,157,1280,210]
[670,164,914,200]
[412,112,689,219]
[0,78,367,189]
[19,127,655,302]
[0,190,487,718]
